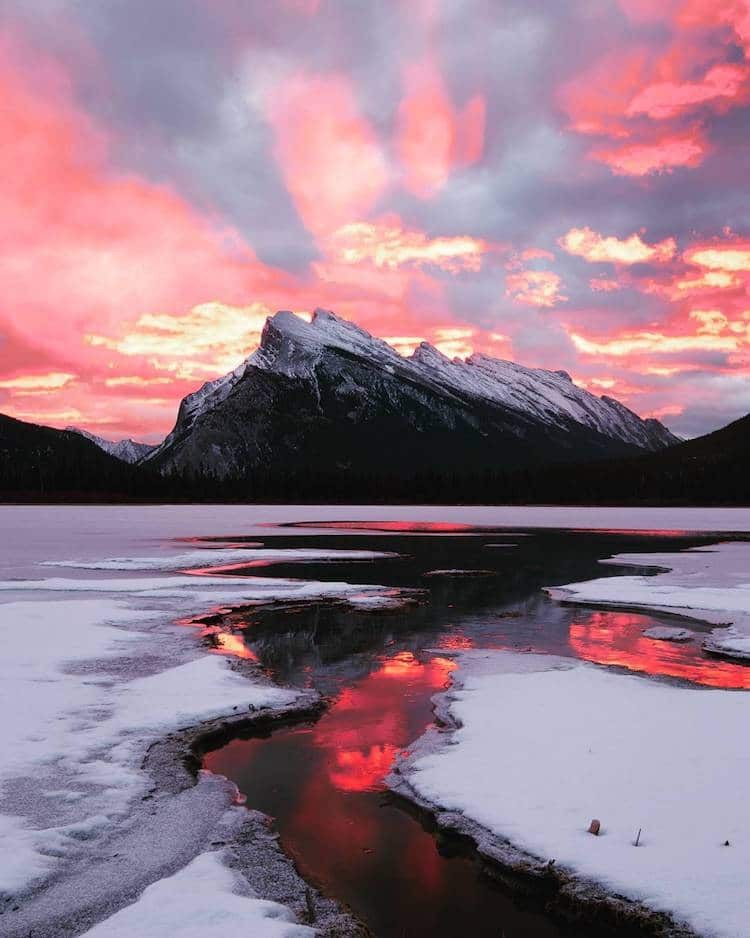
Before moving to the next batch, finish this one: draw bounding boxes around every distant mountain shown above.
[0,414,137,497]
[67,427,155,464]
[144,308,678,481]
[612,411,750,503]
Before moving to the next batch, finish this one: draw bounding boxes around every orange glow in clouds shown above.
[327,221,487,273]
[560,227,677,265]
[506,269,566,308]
[684,242,750,271]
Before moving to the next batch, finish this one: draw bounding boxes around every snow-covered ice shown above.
[81,851,313,938]
[397,650,750,938]
[643,626,693,642]
[41,546,396,572]
[0,511,405,909]
[0,593,300,897]
[4,504,750,934]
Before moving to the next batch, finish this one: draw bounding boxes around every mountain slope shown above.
[487,412,750,505]
[145,309,678,481]
[0,414,137,496]
[67,427,155,463]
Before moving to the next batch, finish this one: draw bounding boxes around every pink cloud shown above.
[590,131,707,176]
[626,63,749,119]
[397,57,485,199]
[267,72,390,236]
[562,3,750,177]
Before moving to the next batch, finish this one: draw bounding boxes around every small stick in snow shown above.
[588,818,601,835]
[634,828,642,847]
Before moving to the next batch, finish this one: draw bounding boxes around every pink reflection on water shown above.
[286,520,482,533]
[569,610,750,689]
[311,651,457,793]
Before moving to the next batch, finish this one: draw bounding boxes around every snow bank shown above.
[41,546,397,571]
[401,650,750,937]
[0,547,401,898]
[548,541,750,658]
[81,851,312,938]
[0,596,299,897]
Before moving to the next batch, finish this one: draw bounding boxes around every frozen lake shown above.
[2,506,750,937]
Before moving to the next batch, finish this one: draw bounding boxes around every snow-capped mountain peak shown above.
[67,428,155,464]
[145,307,678,478]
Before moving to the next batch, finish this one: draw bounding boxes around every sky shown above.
[1,0,750,442]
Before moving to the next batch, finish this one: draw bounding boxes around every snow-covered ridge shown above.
[67,427,155,464]
[408,343,676,449]
[142,361,249,464]
[163,308,677,452]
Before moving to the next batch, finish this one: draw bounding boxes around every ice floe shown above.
[394,649,750,938]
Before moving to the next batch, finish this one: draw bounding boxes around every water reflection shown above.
[312,652,456,793]
[284,520,488,533]
[204,647,560,938]
[569,610,750,689]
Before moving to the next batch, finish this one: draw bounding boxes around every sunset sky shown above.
[2,0,750,442]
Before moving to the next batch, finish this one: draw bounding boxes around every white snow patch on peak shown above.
[409,342,452,367]
[67,428,155,464]
[250,308,403,377]
[406,350,675,448]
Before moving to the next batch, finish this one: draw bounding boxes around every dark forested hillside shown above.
[1,410,748,506]
[0,414,140,499]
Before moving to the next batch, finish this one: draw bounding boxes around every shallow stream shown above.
[199,524,748,936]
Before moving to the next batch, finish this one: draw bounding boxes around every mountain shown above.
[144,308,678,481]
[67,427,155,463]
[485,411,750,505]
[0,414,138,497]
[606,411,750,503]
